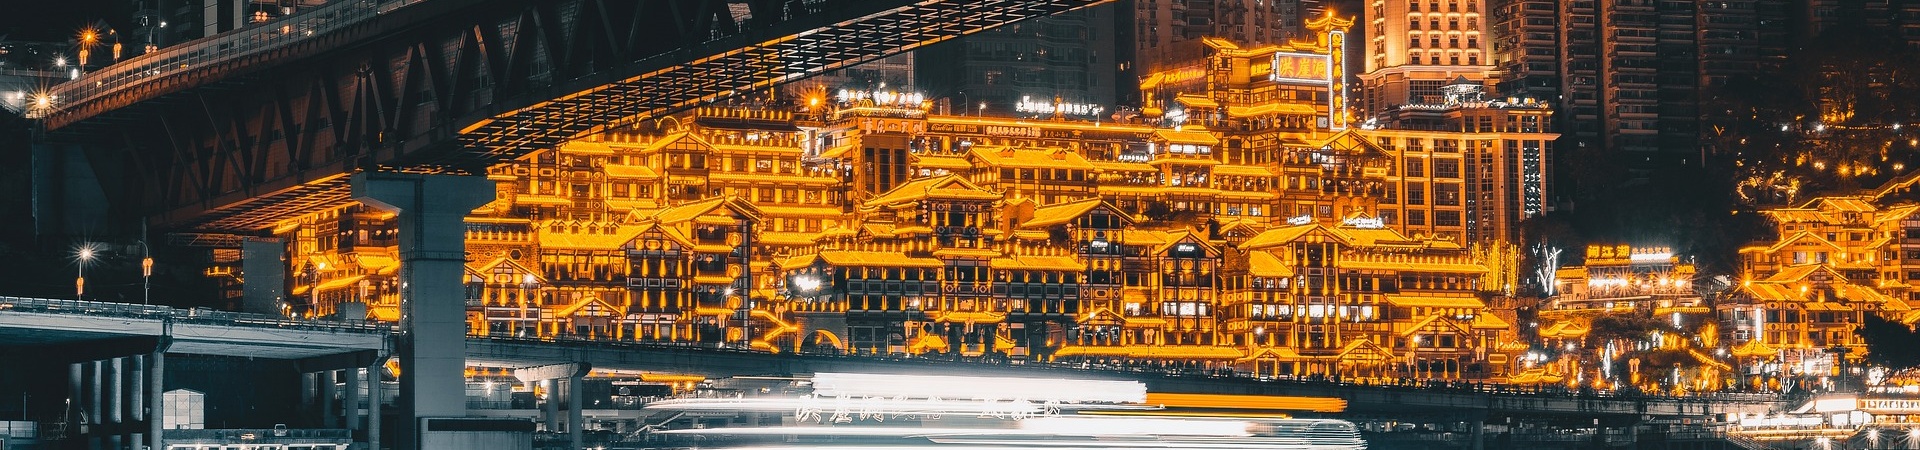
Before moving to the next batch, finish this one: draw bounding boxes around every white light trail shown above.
[810,373,1147,404]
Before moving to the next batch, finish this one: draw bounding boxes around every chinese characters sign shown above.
[1270,52,1333,85]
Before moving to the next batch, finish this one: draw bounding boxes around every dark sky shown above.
[2,0,135,42]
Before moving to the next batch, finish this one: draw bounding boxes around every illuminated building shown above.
[265,30,1529,381]
[1125,0,1322,74]
[1487,0,1784,164]
[1726,195,1920,389]
[1362,78,1555,244]
[1357,0,1493,115]
[916,2,1119,110]
[1542,245,1724,392]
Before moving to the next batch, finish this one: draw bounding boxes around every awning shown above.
[989,255,1085,272]
[1239,347,1304,361]
[1174,95,1220,109]
[819,250,946,268]
[1054,345,1245,360]
[909,335,950,353]
[1248,252,1294,278]
[935,311,1006,324]
[1386,295,1485,309]
[1212,164,1275,177]
[1152,129,1220,146]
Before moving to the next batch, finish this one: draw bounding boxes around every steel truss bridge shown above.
[34,0,1106,237]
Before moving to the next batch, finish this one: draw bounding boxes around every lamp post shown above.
[75,244,96,300]
[140,222,152,305]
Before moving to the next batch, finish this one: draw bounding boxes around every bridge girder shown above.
[41,0,1107,234]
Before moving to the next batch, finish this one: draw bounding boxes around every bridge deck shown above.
[0,297,386,359]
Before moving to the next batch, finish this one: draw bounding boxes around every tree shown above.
[1856,314,1920,370]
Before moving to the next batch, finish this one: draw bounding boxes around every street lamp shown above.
[74,243,97,300]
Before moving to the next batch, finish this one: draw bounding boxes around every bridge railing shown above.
[37,0,427,118]
[0,296,390,334]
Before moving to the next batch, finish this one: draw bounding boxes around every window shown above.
[1435,183,1461,206]
[1436,210,1461,226]
[1404,157,1426,177]
[1407,184,1426,205]
[1408,210,1427,225]
[1434,159,1460,178]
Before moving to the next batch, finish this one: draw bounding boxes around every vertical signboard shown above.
[1329,30,1348,131]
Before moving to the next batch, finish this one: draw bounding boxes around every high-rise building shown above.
[130,0,330,51]
[1798,0,1920,47]
[1485,0,1777,184]
[1357,0,1495,116]
[916,3,1121,114]
[1364,79,1557,244]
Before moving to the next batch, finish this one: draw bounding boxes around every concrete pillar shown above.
[107,358,122,438]
[241,238,287,315]
[320,370,339,428]
[345,368,362,433]
[541,379,558,433]
[129,355,144,450]
[89,360,103,450]
[367,361,382,450]
[353,172,493,450]
[302,372,318,426]
[1469,418,1485,450]
[567,374,584,450]
[68,363,81,441]
[147,352,163,450]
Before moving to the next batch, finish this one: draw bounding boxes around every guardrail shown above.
[37,0,428,118]
[0,296,390,334]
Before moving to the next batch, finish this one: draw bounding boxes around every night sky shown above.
[2,0,135,42]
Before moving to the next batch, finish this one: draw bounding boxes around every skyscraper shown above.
[1358,0,1496,117]
[915,3,1122,113]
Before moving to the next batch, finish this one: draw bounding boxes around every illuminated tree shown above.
[1708,26,1920,204]
[1856,314,1920,371]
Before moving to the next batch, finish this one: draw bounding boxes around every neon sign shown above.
[1015,96,1106,117]
[1287,215,1315,225]
[836,89,925,108]
[1342,217,1385,229]
[1270,52,1332,85]
[1328,30,1349,130]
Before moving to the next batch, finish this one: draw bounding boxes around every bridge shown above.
[0,296,1787,419]
[32,0,1106,236]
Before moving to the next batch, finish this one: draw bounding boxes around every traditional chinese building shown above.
[1541,245,1726,393]
[259,28,1541,382]
[1725,194,1920,389]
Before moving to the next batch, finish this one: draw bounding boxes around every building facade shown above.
[1725,194,1920,390]
[1364,79,1556,244]
[263,32,1542,381]
[1538,245,1725,393]
[1358,0,1495,116]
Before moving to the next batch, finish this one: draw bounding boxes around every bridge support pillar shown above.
[57,338,168,450]
[352,172,494,450]
[147,351,164,450]
[1468,417,1485,450]
[367,360,382,450]
[321,370,339,428]
[567,375,583,450]
[541,379,558,433]
[345,367,362,435]
[513,363,591,448]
